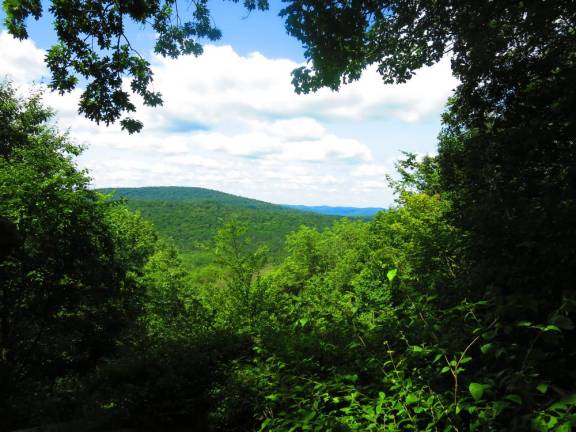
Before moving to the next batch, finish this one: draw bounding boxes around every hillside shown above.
[98,186,277,209]
[98,187,341,265]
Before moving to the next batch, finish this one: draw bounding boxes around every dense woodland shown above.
[1,0,575,431]
[98,187,341,267]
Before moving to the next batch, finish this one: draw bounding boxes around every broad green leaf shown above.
[504,394,522,405]
[469,383,486,401]
[302,411,316,423]
[516,320,532,327]
[536,384,548,394]
[549,393,576,410]
[387,269,397,282]
[406,394,419,405]
[480,343,493,354]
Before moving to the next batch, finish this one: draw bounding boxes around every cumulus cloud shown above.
[0,31,47,83]
[0,30,454,206]
[357,180,389,191]
[248,118,326,141]
[149,44,457,127]
[164,154,224,168]
[352,164,389,177]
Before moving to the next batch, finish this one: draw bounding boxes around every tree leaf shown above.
[504,394,522,405]
[387,269,397,282]
[469,383,486,401]
[406,394,419,405]
[516,320,532,327]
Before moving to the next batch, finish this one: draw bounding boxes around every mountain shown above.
[98,186,276,209]
[282,204,384,217]
[97,187,341,266]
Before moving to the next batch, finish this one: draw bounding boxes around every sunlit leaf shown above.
[469,383,486,401]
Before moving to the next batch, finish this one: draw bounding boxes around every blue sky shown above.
[0,3,457,206]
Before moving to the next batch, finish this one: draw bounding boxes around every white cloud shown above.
[357,180,389,191]
[0,31,47,84]
[164,154,223,168]
[188,131,283,157]
[249,118,326,141]
[352,164,389,177]
[0,31,454,206]
[149,44,457,127]
[274,135,371,163]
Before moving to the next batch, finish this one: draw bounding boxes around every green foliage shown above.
[101,188,340,264]
[86,220,278,430]
[211,192,465,431]
[209,219,272,331]
[278,2,576,430]
[2,0,575,427]
[2,0,269,132]
[281,0,451,93]
[387,152,441,197]
[3,98,573,430]
[98,186,280,208]
[0,82,157,428]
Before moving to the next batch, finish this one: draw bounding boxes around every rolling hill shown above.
[97,187,342,266]
[98,186,276,209]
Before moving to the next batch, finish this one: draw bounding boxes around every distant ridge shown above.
[282,204,384,218]
[97,186,276,209]
[97,187,384,218]
[94,186,342,264]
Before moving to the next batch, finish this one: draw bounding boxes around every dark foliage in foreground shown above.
[1,0,575,429]
[0,83,157,429]
[2,82,573,429]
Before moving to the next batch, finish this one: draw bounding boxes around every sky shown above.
[0,2,458,207]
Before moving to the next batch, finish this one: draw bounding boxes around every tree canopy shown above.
[0,82,158,427]
[1,1,575,430]
[2,0,270,132]
[283,0,576,324]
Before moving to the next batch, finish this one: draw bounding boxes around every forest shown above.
[1,0,575,431]
[97,187,341,267]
